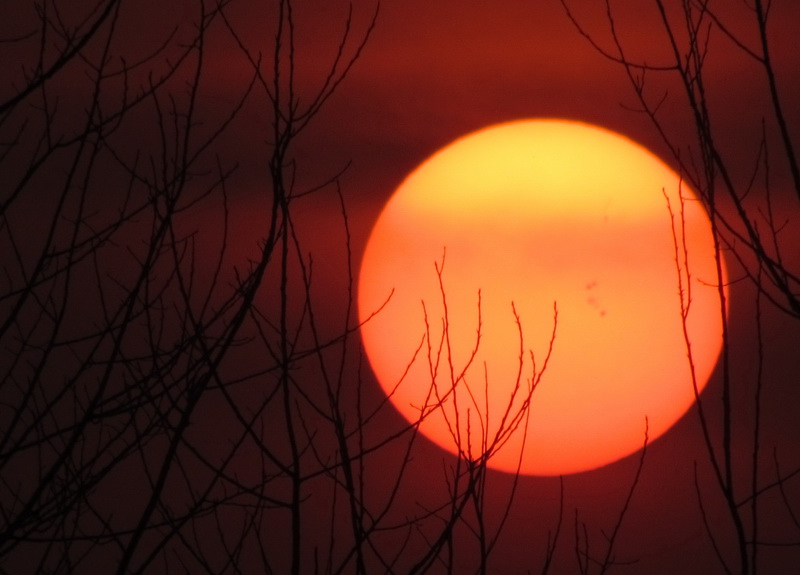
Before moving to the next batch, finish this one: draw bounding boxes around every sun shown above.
[357,119,726,476]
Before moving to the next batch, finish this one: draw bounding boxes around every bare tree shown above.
[0,0,387,572]
[1,1,577,574]
[561,1,800,573]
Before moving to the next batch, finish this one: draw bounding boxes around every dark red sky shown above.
[265,1,800,573]
[2,1,799,573]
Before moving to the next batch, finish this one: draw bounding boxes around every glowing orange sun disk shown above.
[357,119,726,476]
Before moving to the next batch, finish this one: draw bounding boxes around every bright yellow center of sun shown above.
[357,119,726,476]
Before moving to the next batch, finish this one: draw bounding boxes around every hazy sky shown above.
[3,0,799,573]
[272,1,800,572]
